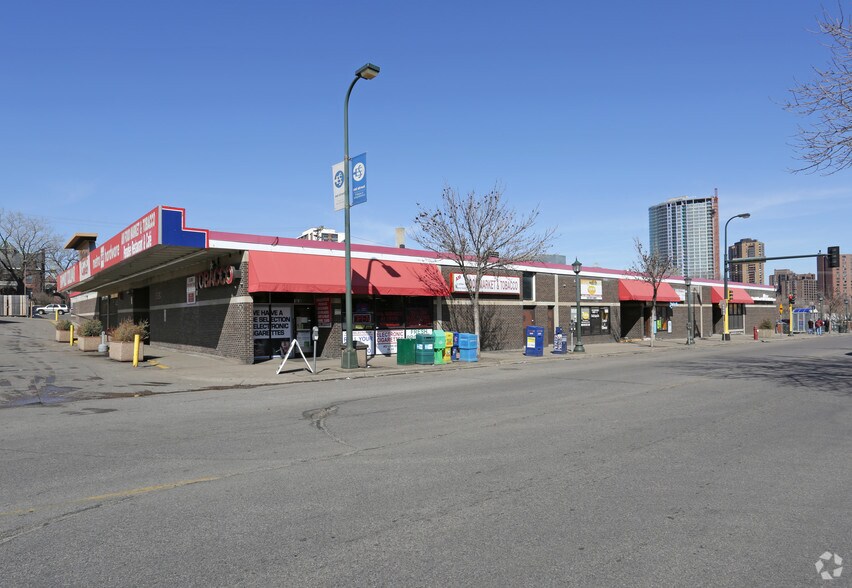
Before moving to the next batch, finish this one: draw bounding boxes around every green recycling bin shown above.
[397,338,415,365]
[433,329,446,364]
[415,333,434,365]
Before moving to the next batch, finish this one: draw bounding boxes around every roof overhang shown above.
[64,233,98,251]
[57,206,210,293]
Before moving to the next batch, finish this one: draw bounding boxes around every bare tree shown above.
[0,209,64,295]
[784,6,852,174]
[629,238,677,347]
[412,183,555,350]
[826,293,847,330]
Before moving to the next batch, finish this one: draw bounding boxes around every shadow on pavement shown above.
[666,354,852,396]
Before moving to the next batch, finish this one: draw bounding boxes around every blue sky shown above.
[1,0,849,279]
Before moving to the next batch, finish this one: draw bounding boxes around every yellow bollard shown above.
[55,309,59,321]
[132,334,140,367]
[69,324,74,346]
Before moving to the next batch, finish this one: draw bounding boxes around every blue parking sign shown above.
[351,152,367,205]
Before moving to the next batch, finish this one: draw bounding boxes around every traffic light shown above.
[828,246,840,268]
[727,288,734,302]
[788,294,795,305]
[778,304,784,315]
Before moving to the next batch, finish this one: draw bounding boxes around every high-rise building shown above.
[770,269,818,304]
[298,227,343,243]
[816,252,852,299]
[649,194,720,279]
[729,238,765,284]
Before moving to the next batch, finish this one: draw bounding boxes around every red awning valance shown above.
[248,251,449,297]
[710,286,754,304]
[618,280,681,303]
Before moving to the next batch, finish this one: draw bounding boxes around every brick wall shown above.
[149,253,253,364]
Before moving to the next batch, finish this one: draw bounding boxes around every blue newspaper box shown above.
[552,326,567,354]
[524,325,544,356]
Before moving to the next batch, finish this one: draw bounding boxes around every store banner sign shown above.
[450,273,521,295]
[580,279,602,301]
[253,304,293,340]
[351,152,367,206]
[376,329,405,355]
[342,330,375,355]
[332,161,345,211]
[316,297,333,328]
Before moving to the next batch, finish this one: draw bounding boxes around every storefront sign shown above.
[450,273,521,295]
[376,329,405,355]
[186,276,197,304]
[196,265,236,289]
[580,279,602,301]
[316,297,332,328]
[57,206,208,292]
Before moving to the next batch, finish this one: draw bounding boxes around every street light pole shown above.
[684,276,693,345]
[722,212,750,341]
[572,258,585,353]
[341,63,380,369]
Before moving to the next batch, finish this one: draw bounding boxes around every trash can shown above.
[415,333,434,365]
[433,329,446,365]
[552,326,567,354]
[397,338,415,365]
[524,325,544,356]
[458,332,478,362]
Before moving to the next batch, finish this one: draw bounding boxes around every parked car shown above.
[35,303,69,315]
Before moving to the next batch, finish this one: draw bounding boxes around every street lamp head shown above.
[572,258,582,274]
[684,276,691,286]
[356,63,381,80]
[738,213,751,219]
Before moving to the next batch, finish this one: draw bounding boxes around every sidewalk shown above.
[1,315,830,407]
[139,331,805,390]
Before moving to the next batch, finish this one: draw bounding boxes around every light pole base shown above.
[573,344,585,353]
[722,333,731,341]
[341,349,359,369]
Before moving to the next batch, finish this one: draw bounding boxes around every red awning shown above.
[248,250,449,296]
[618,280,681,303]
[710,286,754,304]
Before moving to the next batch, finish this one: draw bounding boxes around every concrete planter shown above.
[77,336,101,352]
[757,329,775,340]
[55,330,71,343]
[109,341,144,362]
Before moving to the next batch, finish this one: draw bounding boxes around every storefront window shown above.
[522,273,535,300]
[405,297,433,328]
[572,306,611,336]
[375,297,404,328]
[655,305,672,333]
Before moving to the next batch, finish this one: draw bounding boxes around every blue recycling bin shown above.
[451,332,460,362]
[524,325,544,356]
[552,326,567,354]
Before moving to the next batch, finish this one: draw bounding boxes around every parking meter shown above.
[311,326,319,373]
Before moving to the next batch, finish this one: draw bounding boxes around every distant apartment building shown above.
[816,252,852,299]
[298,227,343,243]
[649,193,720,279]
[728,238,765,284]
[770,269,818,304]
